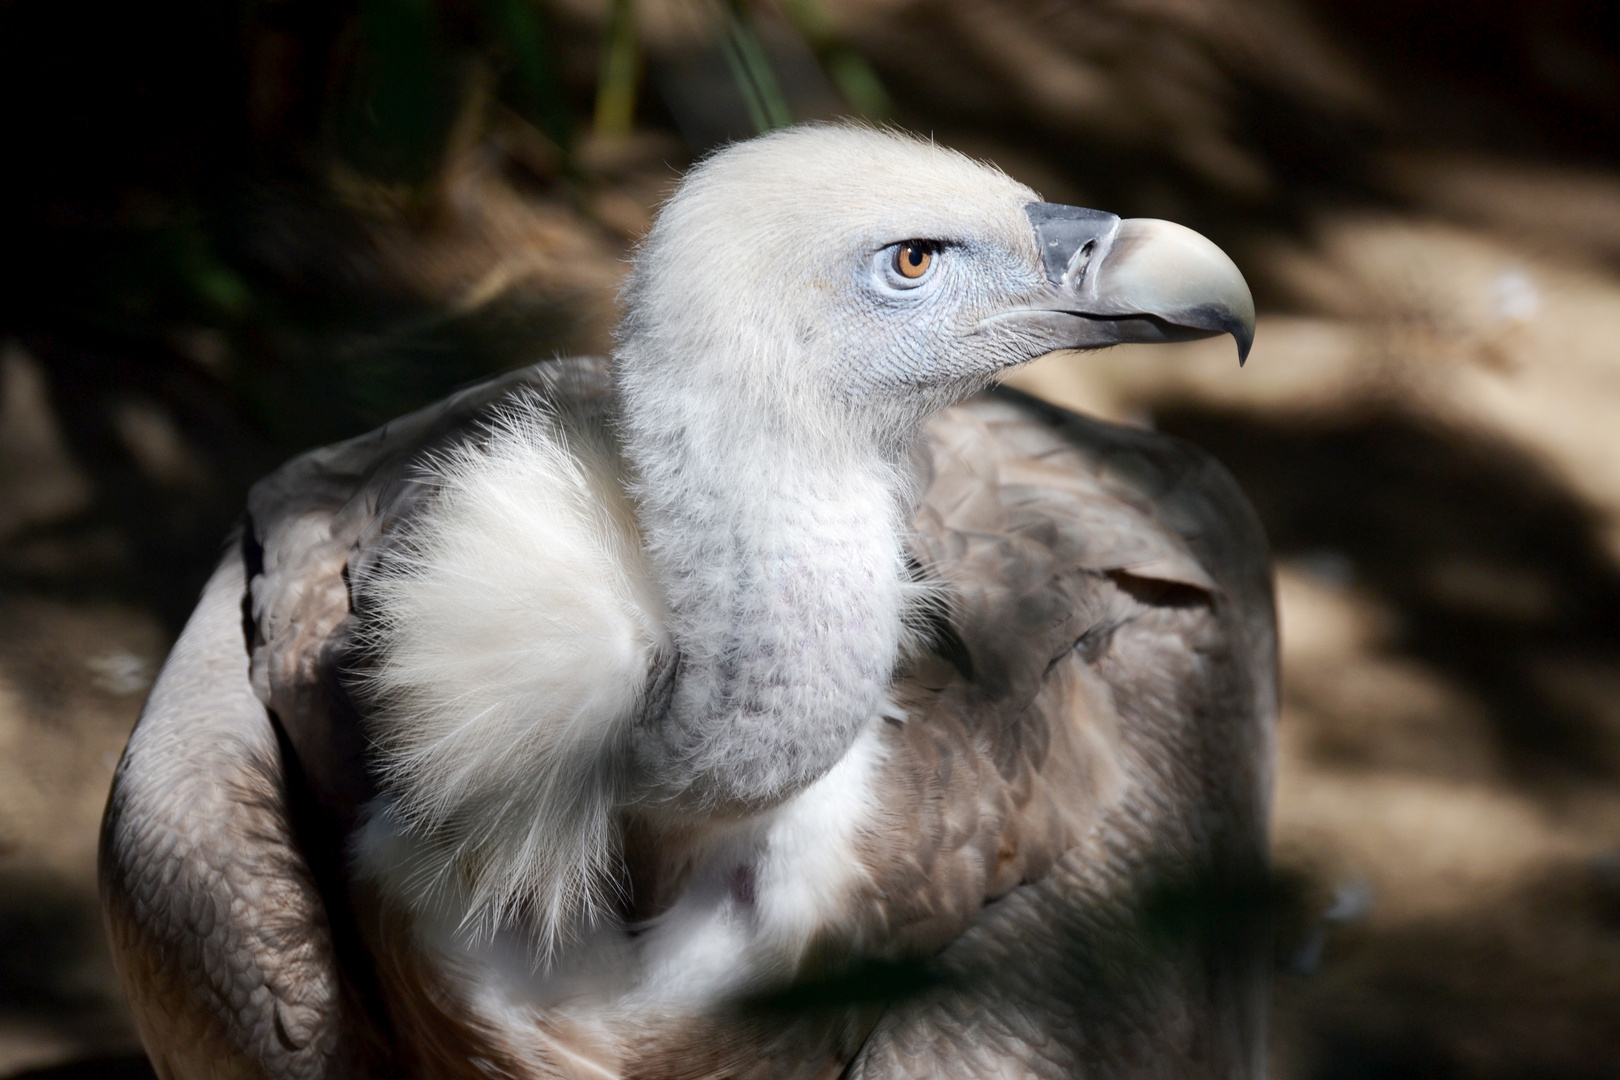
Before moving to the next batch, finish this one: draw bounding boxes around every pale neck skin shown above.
[618,348,917,817]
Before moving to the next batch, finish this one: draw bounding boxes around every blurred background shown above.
[2,0,1619,1076]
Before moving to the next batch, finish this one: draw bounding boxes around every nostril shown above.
[1063,240,1097,290]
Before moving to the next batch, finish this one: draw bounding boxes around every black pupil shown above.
[906,247,924,267]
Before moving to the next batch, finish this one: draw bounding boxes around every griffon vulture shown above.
[101,125,1275,1080]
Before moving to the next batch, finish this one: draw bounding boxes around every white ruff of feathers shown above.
[353,397,667,958]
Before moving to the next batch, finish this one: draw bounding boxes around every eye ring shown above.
[892,241,936,281]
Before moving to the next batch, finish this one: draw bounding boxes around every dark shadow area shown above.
[0,0,623,634]
[7,1059,154,1080]
[1150,399,1620,1072]
[1279,855,1620,1080]
[1156,402,1620,783]
[5,287,597,631]
[1,335,277,630]
[1308,0,1620,166]
[0,874,135,1068]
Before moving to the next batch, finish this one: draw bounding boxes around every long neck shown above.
[620,375,912,815]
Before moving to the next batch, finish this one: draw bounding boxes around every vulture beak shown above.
[995,202,1256,365]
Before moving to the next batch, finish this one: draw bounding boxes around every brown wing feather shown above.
[622,389,1275,1079]
[845,389,1275,1079]
[99,551,378,1079]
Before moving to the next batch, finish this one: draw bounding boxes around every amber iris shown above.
[895,243,932,279]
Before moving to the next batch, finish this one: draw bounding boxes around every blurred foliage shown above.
[720,1,795,133]
[0,0,887,464]
[779,0,893,117]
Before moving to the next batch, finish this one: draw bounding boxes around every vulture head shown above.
[617,125,1253,449]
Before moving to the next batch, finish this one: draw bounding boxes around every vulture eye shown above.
[893,242,935,280]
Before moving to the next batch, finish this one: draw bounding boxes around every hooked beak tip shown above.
[1020,206,1257,364]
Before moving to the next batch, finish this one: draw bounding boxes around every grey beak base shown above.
[1026,202,1121,286]
[1020,203,1256,364]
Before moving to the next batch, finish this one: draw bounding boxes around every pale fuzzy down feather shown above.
[353,395,667,955]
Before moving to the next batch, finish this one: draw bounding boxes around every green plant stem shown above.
[777,0,891,117]
[594,0,639,137]
[723,1,792,133]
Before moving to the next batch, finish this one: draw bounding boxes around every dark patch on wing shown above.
[1108,567,1214,610]
[739,956,945,1016]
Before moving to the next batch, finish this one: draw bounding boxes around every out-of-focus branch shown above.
[722,1,793,132]
[595,0,641,136]
[778,0,891,117]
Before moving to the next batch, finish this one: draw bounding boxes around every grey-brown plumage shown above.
[103,358,1274,1079]
[101,127,1274,1079]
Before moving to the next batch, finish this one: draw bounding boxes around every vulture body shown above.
[101,127,1276,1080]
